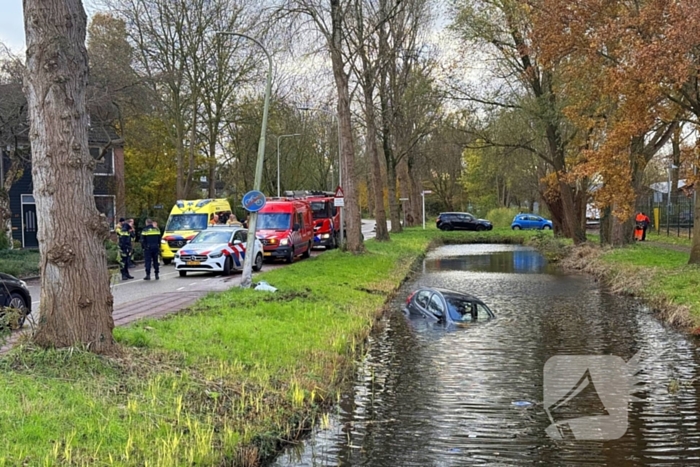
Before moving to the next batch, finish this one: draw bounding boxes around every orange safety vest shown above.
[635,213,645,223]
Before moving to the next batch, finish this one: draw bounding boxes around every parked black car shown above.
[0,273,31,328]
[436,212,493,231]
[404,287,495,325]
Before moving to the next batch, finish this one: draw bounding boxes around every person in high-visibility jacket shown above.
[118,219,134,280]
[140,218,162,280]
[635,212,650,241]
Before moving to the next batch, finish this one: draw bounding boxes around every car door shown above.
[231,230,246,268]
[412,290,431,316]
[532,216,544,229]
[427,293,446,321]
[462,214,476,230]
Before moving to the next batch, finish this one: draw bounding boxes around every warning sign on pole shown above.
[334,186,344,198]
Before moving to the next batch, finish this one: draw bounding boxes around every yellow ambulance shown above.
[160,198,233,264]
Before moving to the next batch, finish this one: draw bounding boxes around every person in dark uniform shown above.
[118,219,134,280]
[141,218,161,280]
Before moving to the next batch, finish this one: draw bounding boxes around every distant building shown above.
[4,125,125,248]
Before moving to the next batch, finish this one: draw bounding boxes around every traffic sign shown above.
[334,186,344,198]
[399,198,409,201]
[334,198,345,207]
[422,190,432,195]
[242,190,266,212]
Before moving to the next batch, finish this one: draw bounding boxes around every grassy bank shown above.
[0,229,445,465]
[560,239,700,330]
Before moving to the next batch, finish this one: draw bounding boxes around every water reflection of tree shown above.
[335,310,438,466]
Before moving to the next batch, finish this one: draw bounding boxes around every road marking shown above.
[111,271,178,288]
[189,282,197,286]
[203,278,210,282]
[177,287,185,291]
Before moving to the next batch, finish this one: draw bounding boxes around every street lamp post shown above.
[298,106,344,246]
[216,31,272,288]
[270,133,300,197]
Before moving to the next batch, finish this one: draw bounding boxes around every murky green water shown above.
[273,244,700,466]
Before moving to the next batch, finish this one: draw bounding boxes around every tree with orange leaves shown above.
[530,0,681,246]
[451,0,588,243]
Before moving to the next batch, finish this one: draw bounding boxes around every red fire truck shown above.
[282,191,341,249]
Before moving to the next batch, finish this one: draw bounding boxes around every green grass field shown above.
[0,229,439,465]
[2,224,698,465]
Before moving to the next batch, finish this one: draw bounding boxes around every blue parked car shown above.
[511,214,553,230]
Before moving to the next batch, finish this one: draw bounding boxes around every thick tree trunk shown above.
[24,0,116,353]
[362,84,389,241]
[330,0,362,253]
[386,160,402,233]
[408,161,423,226]
[689,199,700,263]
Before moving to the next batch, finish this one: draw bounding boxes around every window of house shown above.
[95,195,116,230]
[90,147,114,175]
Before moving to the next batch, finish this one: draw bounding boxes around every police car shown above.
[174,226,264,277]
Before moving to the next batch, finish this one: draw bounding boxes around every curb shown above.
[20,260,145,282]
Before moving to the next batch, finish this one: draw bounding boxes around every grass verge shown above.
[561,240,700,329]
[0,228,445,465]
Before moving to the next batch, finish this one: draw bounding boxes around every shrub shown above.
[485,207,521,228]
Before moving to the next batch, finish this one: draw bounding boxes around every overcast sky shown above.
[0,1,25,53]
[1,0,100,53]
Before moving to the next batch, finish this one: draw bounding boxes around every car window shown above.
[428,294,445,317]
[416,290,431,308]
[445,296,477,322]
[257,213,291,230]
[190,230,231,244]
[476,303,493,319]
[233,230,246,243]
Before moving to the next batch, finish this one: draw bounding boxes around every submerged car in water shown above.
[404,287,495,325]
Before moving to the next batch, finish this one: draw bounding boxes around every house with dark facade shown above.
[5,126,126,248]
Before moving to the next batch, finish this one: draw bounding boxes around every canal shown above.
[274,244,700,466]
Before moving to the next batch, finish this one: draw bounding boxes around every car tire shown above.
[302,242,311,259]
[285,249,294,264]
[543,225,552,230]
[223,256,232,276]
[163,258,172,265]
[476,225,486,232]
[253,253,264,272]
[443,224,454,231]
[512,225,521,230]
[7,292,27,329]
[329,233,337,249]
[179,271,187,277]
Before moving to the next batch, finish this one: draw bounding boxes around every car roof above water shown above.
[425,287,482,302]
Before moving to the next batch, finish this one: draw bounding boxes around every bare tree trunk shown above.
[362,87,389,241]
[408,161,423,226]
[690,201,700,263]
[208,138,217,197]
[176,124,185,198]
[331,0,362,253]
[24,0,116,353]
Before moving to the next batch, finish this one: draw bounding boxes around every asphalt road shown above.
[25,219,379,313]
